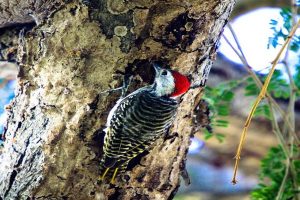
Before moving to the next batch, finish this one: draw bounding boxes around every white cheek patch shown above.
[155,74,175,96]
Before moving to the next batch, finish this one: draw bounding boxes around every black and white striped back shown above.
[102,87,178,168]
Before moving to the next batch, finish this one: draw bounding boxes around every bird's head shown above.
[153,64,190,97]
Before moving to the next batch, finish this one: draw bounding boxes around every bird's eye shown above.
[161,70,168,75]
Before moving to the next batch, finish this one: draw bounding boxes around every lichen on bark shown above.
[0,0,235,199]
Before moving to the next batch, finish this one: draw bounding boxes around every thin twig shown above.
[227,23,248,65]
[223,34,290,155]
[275,157,290,200]
[223,34,299,143]
[291,0,297,25]
[283,2,300,199]
[226,23,300,142]
[231,19,300,184]
[226,16,299,199]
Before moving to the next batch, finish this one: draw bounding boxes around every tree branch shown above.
[0,0,236,199]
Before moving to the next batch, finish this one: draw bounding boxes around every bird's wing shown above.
[102,91,146,167]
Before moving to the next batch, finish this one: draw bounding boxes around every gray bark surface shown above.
[0,0,64,28]
[0,0,235,199]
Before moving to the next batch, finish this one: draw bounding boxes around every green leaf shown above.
[293,160,300,169]
[220,91,234,101]
[217,105,229,116]
[215,119,229,124]
[245,82,260,96]
[290,42,299,52]
[203,129,213,140]
[213,119,229,127]
[273,90,282,98]
[270,19,278,25]
[215,133,225,143]
[251,146,300,200]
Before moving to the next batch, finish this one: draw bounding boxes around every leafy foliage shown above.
[250,8,300,200]
[266,70,290,99]
[249,7,300,200]
[268,8,300,51]
[251,146,300,200]
[202,80,239,142]
[202,68,290,141]
[202,7,300,199]
[268,7,300,95]
[253,103,271,120]
[244,76,260,96]
[245,70,290,99]
[202,68,290,139]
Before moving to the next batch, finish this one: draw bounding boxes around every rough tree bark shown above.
[0,0,235,199]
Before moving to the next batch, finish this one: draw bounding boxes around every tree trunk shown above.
[0,0,235,199]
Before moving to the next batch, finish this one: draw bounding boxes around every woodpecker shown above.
[99,64,190,183]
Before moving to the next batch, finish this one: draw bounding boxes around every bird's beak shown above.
[153,63,161,76]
